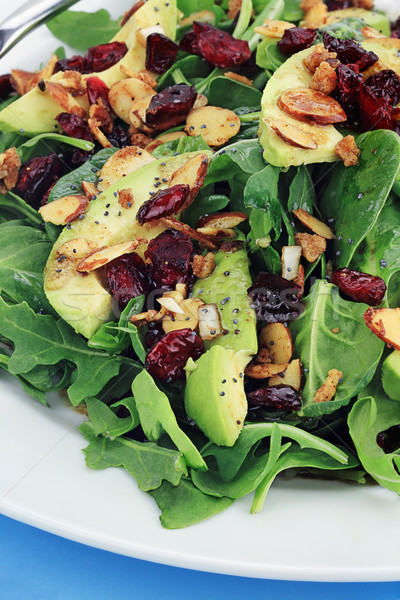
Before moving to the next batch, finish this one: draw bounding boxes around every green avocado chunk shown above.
[184,346,248,447]
[44,150,210,339]
[382,351,400,401]
[325,8,390,36]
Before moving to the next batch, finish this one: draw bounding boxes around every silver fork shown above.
[0,0,80,59]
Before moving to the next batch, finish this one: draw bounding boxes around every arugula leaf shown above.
[149,478,233,529]
[47,10,119,52]
[80,421,187,492]
[132,370,207,470]
[85,396,140,437]
[290,280,384,417]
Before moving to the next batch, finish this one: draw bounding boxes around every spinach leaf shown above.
[183,190,230,227]
[243,165,282,237]
[348,377,400,495]
[17,134,94,163]
[80,421,187,492]
[152,135,209,159]
[132,370,207,470]
[85,396,140,438]
[47,148,117,202]
[207,77,262,110]
[149,478,233,529]
[0,223,54,314]
[0,191,42,226]
[319,130,400,268]
[281,0,303,22]
[247,207,282,273]
[256,38,286,74]
[206,140,266,185]
[287,165,316,213]
[157,55,210,90]
[290,280,384,417]
[47,10,119,52]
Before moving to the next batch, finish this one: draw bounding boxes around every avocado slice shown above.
[258,47,343,168]
[382,351,400,401]
[0,0,178,135]
[44,150,210,339]
[184,346,248,447]
[361,41,400,78]
[326,8,390,36]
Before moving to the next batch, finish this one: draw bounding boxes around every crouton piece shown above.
[310,61,338,94]
[0,148,21,194]
[335,135,360,167]
[303,44,339,73]
[314,369,343,403]
[118,188,134,209]
[295,232,326,262]
[191,252,216,279]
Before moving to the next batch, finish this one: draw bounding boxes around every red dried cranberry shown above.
[144,321,165,349]
[85,41,128,73]
[325,0,352,8]
[377,425,400,454]
[145,84,197,130]
[107,124,131,148]
[360,86,395,131]
[146,33,179,74]
[56,112,94,142]
[366,69,400,106]
[179,30,200,55]
[277,27,317,56]
[331,268,386,306]
[54,55,87,74]
[146,328,204,381]
[145,228,193,288]
[247,385,301,411]
[106,252,149,309]
[323,32,378,71]
[332,64,364,124]
[0,74,13,99]
[86,76,111,111]
[14,153,65,209]
[192,22,251,69]
[247,273,304,323]
[137,184,190,225]
[69,148,95,167]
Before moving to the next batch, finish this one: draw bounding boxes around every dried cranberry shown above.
[146,328,204,381]
[85,41,128,73]
[331,268,386,306]
[360,86,395,131]
[146,33,179,74]
[192,22,251,69]
[137,184,190,225]
[377,425,400,454]
[247,385,301,411]
[323,32,378,71]
[69,148,95,167]
[144,321,165,349]
[106,253,149,309]
[145,228,193,288]
[14,153,65,209]
[277,27,317,56]
[247,273,304,323]
[56,112,95,142]
[332,64,364,123]
[54,55,87,74]
[86,76,111,111]
[366,69,400,106]
[145,84,197,130]
[325,0,352,8]
[0,74,13,99]
[179,30,200,55]
[107,124,130,148]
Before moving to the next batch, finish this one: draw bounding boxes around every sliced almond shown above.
[137,24,166,46]
[160,216,219,250]
[185,106,240,147]
[98,146,155,192]
[245,362,288,379]
[169,154,209,210]
[130,308,166,326]
[294,264,305,298]
[119,67,157,89]
[162,297,204,333]
[293,208,334,239]
[259,323,293,364]
[81,181,99,200]
[196,211,248,229]
[361,26,386,39]
[179,10,215,27]
[10,69,40,95]
[198,303,223,340]
[128,94,155,130]
[193,94,209,110]
[224,72,253,87]
[278,88,347,125]
[271,119,318,150]
[269,359,303,391]
[313,369,343,403]
[109,78,156,123]
[254,19,295,38]
[0,147,21,194]
[77,240,141,272]
[57,238,97,260]
[157,296,185,314]
[196,226,236,239]
[39,195,89,225]
[46,82,86,118]
[363,307,400,351]
[281,245,302,281]
[254,346,272,365]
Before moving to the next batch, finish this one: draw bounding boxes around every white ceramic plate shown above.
[1,0,400,582]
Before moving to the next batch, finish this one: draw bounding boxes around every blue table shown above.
[0,514,399,600]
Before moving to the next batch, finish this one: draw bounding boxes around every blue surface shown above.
[0,514,399,600]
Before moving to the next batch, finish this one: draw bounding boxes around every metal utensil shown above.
[0,0,80,59]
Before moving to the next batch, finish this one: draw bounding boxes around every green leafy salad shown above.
[0,0,400,529]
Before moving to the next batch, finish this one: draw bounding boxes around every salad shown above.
[0,0,399,530]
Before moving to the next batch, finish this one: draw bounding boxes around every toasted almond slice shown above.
[169,154,209,210]
[119,67,158,89]
[196,211,248,229]
[271,119,318,150]
[281,245,302,281]
[137,24,166,46]
[254,19,295,38]
[196,227,236,239]
[162,297,204,333]
[88,116,112,149]
[363,307,400,351]
[180,10,215,27]
[10,69,40,95]
[130,308,166,326]
[39,195,89,225]
[269,358,303,391]
[160,216,219,250]
[81,181,100,200]
[145,131,188,153]
[224,72,253,87]
[109,78,156,123]
[293,208,334,239]
[295,232,326,262]
[175,283,188,298]
[128,94,155,130]
[191,253,216,279]
[259,323,293,364]
[97,146,155,192]
[57,238,96,260]
[245,362,288,379]
[158,296,185,314]
[46,82,86,118]
[185,106,240,147]
[361,26,386,39]
[193,94,209,110]
[198,303,223,340]
[314,369,343,403]
[254,346,272,365]
[0,147,21,194]
[77,240,141,272]
[278,88,347,125]
[294,264,305,298]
